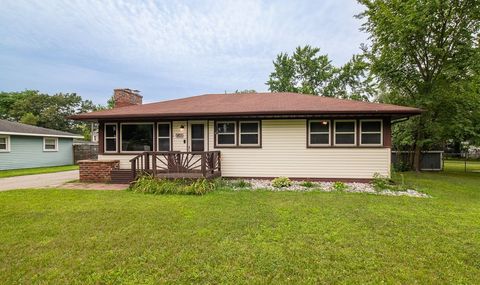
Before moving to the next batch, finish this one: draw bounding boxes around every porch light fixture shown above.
[179,125,185,132]
[321,121,328,125]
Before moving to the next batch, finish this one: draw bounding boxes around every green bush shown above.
[272,177,292,188]
[393,161,411,172]
[129,175,216,195]
[371,173,392,191]
[300,181,316,188]
[372,172,409,192]
[230,180,251,189]
[332,181,348,191]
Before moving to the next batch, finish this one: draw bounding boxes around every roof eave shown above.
[0,131,83,139]
[70,109,422,121]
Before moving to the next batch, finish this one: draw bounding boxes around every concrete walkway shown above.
[0,170,79,191]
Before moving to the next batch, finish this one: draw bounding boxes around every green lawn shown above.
[444,159,480,173]
[0,165,79,178]
[0,171,479,284]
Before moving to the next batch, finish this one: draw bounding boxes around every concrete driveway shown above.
[0,170,79,191]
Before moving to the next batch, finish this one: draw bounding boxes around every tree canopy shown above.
[0,90,104,139]
[358,0,480,167]
[266,45,378,101]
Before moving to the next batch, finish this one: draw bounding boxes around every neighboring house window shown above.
[104,123,117,153]
[308,120,330,146]
[216,121,236,146]
[334,120,356,146]
[121,123,154,152]
[157,122,171,151]
[239,121,260,146]
[360,120,383,146]
[43,137,58,152]
[0,135,10,152]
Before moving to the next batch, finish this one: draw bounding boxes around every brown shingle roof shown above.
[71,92,422,120]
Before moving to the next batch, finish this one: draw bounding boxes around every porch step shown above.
[111,170,133,184]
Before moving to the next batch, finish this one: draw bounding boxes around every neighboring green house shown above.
[0,120,83,170]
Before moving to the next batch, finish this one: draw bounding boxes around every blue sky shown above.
[0,0,367,104]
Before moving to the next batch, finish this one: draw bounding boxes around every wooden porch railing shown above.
[129,151,221,180]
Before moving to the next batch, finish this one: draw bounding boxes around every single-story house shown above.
[71,89,421,183]
[0,120,83,170]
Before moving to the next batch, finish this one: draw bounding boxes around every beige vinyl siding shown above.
[100,119,390,179]
[209,119,390,179]
[98,154,136,169]
[172,121,187,152]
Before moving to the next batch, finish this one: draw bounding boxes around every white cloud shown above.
[0,0,367,102]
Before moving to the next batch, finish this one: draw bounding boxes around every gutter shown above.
[391,117,410,125]
[0,131,83,139]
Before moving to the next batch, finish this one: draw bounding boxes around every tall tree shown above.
[266,45,376,100]
[0,90,103,138]
[358,0,480,170]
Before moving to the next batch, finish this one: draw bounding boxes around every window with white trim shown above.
[239,121,260,146]
[360,120,383,146]
[308,120,330,146]
[43,137,58,151]
[0,135,10,152]
[104,123,117,152]
[216,121,236,146]
[157,122,171,151]
[334,120,356,146]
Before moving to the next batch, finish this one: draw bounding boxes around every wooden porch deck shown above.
[111,151,221,184]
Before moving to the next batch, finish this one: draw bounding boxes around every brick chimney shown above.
[113,88,143,108]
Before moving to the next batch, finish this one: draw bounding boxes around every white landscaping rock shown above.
[230,179,430,198]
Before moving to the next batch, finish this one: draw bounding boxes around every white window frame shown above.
[104,123,118,153]
[43,137,58,152]
[334,120,357,146]
[0,135,11,152]
[360,119,383,147]
[215,121,237,147]
[239,121,260,147]
[120,122,155,153]
[157,122,171,151]
[308,120,331,147]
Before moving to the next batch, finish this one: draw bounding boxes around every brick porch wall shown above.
[78,160,120,183]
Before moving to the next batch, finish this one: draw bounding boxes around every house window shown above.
[239,121,260,146]
[121,123,154,152]
[360,120,383,146]
[43,137,58,152]
[157,122,171,151]
[0,135,10,152]
[104,123,117,152]
[216,121,236,146]
[308,120,330,146]
[334,120,356,146]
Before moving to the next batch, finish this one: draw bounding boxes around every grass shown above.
[0,165,79,178]
[444,159,480,173]
[0,170,479,283]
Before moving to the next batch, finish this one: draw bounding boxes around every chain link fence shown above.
[443,153,480,173]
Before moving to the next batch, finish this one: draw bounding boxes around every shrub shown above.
[272,177,292,188]
[230,180,251,189]
[212,178,228,189]
[393,161,411,172]
[371,172,409,192]
[332,181,348,191]
[300,181,316,188]
[371,173,392,191]
[184,178,216,195]
[129,175,216,195]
